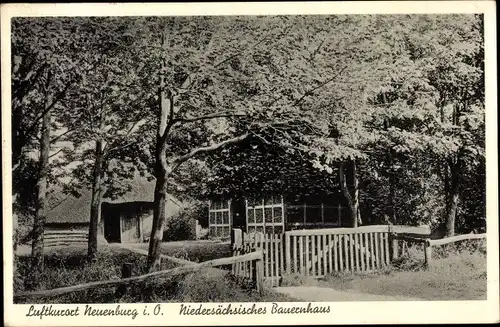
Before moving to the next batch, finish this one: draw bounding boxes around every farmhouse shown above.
[205,138,353,239]
[208,193,350,239]
[45,177,183,246]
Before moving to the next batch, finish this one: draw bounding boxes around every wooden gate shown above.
[285,225,391,277]
[232,225,430,287]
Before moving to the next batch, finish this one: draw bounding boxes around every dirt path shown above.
[274,286,424,301]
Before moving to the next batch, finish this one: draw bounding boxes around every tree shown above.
[118,16,361,270]
[12,18,85,288]
[55,18,149,260]
[305,15,484,234]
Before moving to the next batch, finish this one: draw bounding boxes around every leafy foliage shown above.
[12,14,485,261]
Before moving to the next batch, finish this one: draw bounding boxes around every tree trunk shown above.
[147,162,168,271]
[88,138,104,261]
[13,193,19,251]
[388,150,397,225]
[30,92,52,289]
[444,104,462,237]
[388,175,396,224]
[445,159,460,237]
[339,160,361,228]
[147,30,173,272]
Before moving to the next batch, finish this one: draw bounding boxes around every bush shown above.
[163,209,197,242]
[391,238,487,272]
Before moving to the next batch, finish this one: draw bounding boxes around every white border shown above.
[2,2,498,326]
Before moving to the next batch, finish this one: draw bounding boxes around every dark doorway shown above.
[102,203,121,243]
[231,198,246,231]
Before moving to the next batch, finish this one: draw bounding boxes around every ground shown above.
[280,250,487,301]
[274,286,424,301]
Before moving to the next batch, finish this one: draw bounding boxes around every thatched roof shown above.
[46,177,182,224]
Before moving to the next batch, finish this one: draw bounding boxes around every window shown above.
[208,200,231,238]
[287,199,344,228]
[246,195,284,235]
[286,205,304,224]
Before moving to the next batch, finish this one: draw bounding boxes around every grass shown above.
[14,244,292,304]
[135,240,233,263]
[282,241,487,301]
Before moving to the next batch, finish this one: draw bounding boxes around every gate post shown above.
[255,250,264,293]
[388,224,398,261]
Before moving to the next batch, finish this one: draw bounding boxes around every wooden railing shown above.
[232,244,265,291]
[14,250,263,301]
[424,233,486,267]
[44,230,88,248]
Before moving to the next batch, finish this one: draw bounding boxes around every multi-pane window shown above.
[286,199,345,228]
[247,195,284,235]
[208,200,231,238]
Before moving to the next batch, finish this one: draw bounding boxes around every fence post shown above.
[115,262,133,297]
[424,239,432,268]
[252,248,258,290]
[255,251,264,293]
[285,232,291,275]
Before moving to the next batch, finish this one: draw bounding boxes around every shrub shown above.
[392,238,486,272]
[163,209,197,242]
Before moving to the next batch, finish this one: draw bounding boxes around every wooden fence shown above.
[232,224,434,286]
[44,230,88,248]
[389,225,431,259]
[14,249,263,302]
[238,231,284,287]
[425,233,486,267]
[232,243,265,291]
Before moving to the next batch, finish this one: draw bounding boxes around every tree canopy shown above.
[11,14,486,276]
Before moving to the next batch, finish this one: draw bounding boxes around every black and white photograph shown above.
[2,1,498,326]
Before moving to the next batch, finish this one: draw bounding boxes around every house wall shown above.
[45,223,88,232]
[44,223,90,248]
[45,223,108,244]
[121,213,153,243]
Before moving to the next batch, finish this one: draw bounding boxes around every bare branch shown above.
[294,66,348,106]
[50,128,76,144]
[249,130,272,145]
[174,111,247,124]
[24,80,76,137]
[172,133,250,172]
[49,148,64,159]
[103,118,149,155]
